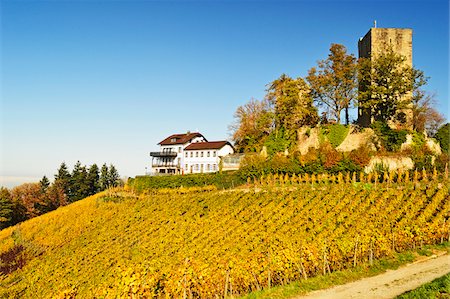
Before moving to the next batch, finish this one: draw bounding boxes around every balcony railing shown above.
[152,163,181,168]
[150,151,178,158]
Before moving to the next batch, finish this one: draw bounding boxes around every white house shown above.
[150,132,206,175]
[184,141,234,174]
[149,132,234,175]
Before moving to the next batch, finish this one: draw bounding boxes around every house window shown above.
[207,151,210,157]
[195,164,199,171]
[196,152,199,157]
[178,147,181,153]
[201,151,204,157]
[200,164,204,173]
[185,152,188,158]
[213,151,216,157]
[190,152,193,158]
[207,164,210,171]
[185,164,189,171]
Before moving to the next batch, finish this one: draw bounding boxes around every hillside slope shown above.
[0,181,449,298]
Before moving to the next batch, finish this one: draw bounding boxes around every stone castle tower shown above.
[357,27,413,128]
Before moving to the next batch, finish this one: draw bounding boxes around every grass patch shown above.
[396,273,450,299]
[239,245,447,299]
[320,124,350,148]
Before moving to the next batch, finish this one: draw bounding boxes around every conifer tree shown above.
[108,164,120,188]
[100,163,109,190]
[54,162,71,200]
[71,161,89,202]
[39,176,50,193]
[87,164,100,195]
[0,187,14,229]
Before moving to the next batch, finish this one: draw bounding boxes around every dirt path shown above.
[295,253,450,299]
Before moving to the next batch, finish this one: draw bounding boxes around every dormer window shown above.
[171,138,177,143]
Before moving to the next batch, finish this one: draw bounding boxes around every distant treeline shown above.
[0,162,121,230]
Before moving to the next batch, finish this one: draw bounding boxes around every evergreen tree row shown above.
[0,162,121,230]
[54,162,121,203]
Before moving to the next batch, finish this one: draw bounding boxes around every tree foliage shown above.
[230,98,274,152]
[435,123,449,154]
[108,165,121,188]
[411,70,444,135]
[54,162,71,200]
[267,74,319,131]
[1,161,120,229]
[358,48,414,123]
[307,44,357,124]
[0,188,14,229]
[87,164,100,195]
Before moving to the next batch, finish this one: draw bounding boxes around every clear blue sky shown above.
[1,0,448,187]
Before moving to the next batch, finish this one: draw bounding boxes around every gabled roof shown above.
[159,132,205,145]
[184,141,232,151]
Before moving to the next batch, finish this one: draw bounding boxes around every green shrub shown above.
[411,131,426,151]
[371,121,407,152]
[129,172,244,192]
[435,153,450,172]
[263,128,295,157]
[434,123,449,154]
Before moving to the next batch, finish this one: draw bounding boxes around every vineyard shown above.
[0,172,449,298]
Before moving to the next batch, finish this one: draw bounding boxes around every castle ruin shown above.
[357,27,413,128]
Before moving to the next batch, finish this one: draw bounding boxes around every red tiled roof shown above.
[158,132,205,145]
[184,141,232,150]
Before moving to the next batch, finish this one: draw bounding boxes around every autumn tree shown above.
[410,69,444,135]
[358,48,415,123]
[306,44,357,124]
[44,181,68,211]
[266,74,319,131]
[11,183,44,218]
[230,98,274,152]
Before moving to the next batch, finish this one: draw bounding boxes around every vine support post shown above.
[353,236,359,267]
[183,258,188,299]
[224,268,230,298]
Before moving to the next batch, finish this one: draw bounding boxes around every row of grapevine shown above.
[247,166,449,187]
[0,180,449,298]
